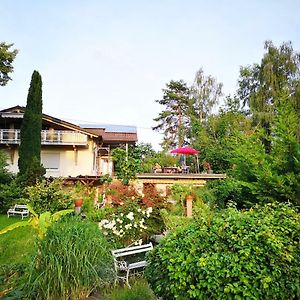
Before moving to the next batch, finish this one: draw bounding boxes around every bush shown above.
[145,202,300,300]
[0,180,25,213]
[25,217,114,300]
[203,178,248,209]
[0,150,13,184]
[101,181,166,240]
[99,201,153,247]
[24,178,73,214]
[160,209,193,232]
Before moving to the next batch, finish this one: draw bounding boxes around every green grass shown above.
[0,214,36,264]
[103,278,157,300]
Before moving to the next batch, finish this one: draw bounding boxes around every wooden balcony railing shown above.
[0,129,88,145]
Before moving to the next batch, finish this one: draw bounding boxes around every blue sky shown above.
[1,0,300,149]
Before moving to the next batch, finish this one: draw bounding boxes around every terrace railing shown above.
[0,129,88,146]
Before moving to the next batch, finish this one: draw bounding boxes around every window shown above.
[41,152,60,170]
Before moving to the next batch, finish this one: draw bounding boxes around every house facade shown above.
[0,106,137,177]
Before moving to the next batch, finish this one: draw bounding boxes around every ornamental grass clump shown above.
[25,217,114,300]
[145,202,300,300]
[107,278,156,300]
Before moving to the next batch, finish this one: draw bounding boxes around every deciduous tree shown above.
[0,42,18,86]
[237,41,300,150]
[190,68,223,123]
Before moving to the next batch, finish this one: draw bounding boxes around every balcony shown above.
[0,129,88,146]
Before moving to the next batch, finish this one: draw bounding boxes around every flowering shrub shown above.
[100,181,167,240]
[105,181,138,205]
[99,202,153,247]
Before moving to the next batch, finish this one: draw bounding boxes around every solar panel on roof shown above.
[79,124,137,133]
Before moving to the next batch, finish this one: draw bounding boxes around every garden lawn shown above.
[0,214,36,264]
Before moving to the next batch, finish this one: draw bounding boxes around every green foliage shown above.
[100,181,166,240]
[155,151,179,167]
[0,206,73,239]
[0,150,13,184]
[17,156,46,187]
[160,209,193,231]
[99,201,153,247]
[0,180,25,213]
[106,279,156,300]
[0,42,18,86]
[238,41,300,113]
[136,143,157,173]
[237,41,300,151]
[190,67,223,123]
[0,263,26,299]
[112,146,142,185]
[153,70,223,150]
[227,99,300,207]
[98,173,113,185]
[153,79,191,149]
[25,217,114,300]
[191,110,252,173]
[201,95,300,208]
[171,183,195,202]
[18,70,45,185]
[24,178,73,214]
[86,206,113,222]
[146,202,300,300]
[204,178,246,209]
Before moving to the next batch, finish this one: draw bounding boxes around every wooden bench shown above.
[7,204,29,220]
[111,242,153,287]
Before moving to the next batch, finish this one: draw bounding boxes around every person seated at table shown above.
[153,163,162,173]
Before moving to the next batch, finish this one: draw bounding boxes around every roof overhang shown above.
[0,105,99,138]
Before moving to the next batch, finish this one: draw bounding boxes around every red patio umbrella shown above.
[170,147,199,155]
[170,147,200,173]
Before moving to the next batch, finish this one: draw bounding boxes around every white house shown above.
[0,106,138,177]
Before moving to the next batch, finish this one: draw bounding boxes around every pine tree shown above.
[18,70,45,184]
[153,80,190,149]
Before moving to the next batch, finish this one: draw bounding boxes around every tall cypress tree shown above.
[18,70,45,183]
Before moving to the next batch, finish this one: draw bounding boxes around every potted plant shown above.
[74,198,83,207]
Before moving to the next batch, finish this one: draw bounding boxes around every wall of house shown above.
[43,143,96,177]
[4,140,97,177]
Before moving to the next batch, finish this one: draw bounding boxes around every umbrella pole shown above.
[196,155,200,173]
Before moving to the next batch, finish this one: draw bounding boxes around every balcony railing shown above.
[0,129,88,145]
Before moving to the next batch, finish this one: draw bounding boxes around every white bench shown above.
[111,242,153,287]
[7,204,29,220]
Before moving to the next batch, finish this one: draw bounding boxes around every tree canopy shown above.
[237,41,300,151]
[151,40,300,209]
[153,70,222,150]
[153,80,190,149]
[0,42,18,86]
